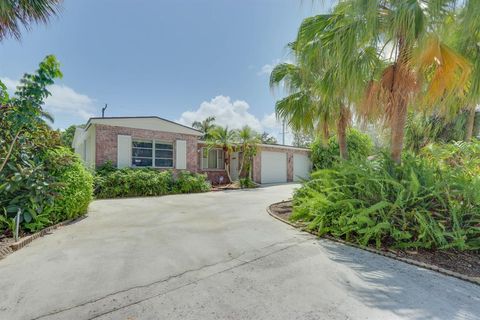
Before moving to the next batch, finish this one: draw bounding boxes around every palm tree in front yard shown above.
[192,116,216,140]
[237,126,260,179]
[207,126,237,183]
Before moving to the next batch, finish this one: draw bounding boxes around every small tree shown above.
[237,126,260,179]
[207,126,237,183]
[192,116,216,140]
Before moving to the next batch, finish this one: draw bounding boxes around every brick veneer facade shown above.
[252,145,310,183]
[95,124,199,171]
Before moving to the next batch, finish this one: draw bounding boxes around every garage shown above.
[293,154,311,182]
[261,151,287,184]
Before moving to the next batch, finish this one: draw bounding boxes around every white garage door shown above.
[293,154,311,182]
[261,151,287,184]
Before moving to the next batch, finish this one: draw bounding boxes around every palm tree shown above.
[320,0,471,163]
[236,126,260,179]
[207,126,237,183]
[0,0,62,40]
[192,116,216,140]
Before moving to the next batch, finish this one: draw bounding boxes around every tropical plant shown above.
[192,116,216,140]
[331,0,471,163]
[206,126,237,183]
[0,0,62,40]
[310,128,373,170]
[236,126,260,179]
[292,149,480,251]
[60,124,84,150]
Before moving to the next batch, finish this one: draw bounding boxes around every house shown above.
[72,116,311,184]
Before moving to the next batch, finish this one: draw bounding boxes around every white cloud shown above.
[257,58,292,76]
[178,95,264,132]
[1,77,96,121]
[177,95,294,144]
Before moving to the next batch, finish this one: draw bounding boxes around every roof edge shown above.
[85,116,202,134]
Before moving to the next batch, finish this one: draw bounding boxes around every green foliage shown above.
[310,129,373,169]
[44,147,93,223]
[94,168,210,199]
[292,142,480,251]
[239,177,257,189]
[60,124,83,150]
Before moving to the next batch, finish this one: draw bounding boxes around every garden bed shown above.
[269,200,480,281]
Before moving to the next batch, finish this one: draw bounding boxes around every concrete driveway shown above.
[0,184,479,320]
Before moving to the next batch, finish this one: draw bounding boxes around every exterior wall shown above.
[94,124,198,171]
[253,145,310,183]
[74,126,96,169]
[196,142,229,185]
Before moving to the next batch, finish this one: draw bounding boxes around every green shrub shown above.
[94,168,210,199]
[239,177,257,188]
[310,128,373,169]
[292,148,480,251]
[44,147,94,223]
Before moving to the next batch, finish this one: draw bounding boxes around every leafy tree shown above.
[60,124,84,150]
[0,0,62,40]
[292,131,313,148]
[260,132,277,145]
[192,116,216,140]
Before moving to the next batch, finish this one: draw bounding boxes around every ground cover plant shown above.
[292,140,480,251]
[94,167,211,199]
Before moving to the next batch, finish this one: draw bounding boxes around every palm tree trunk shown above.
[465,107,476,142]
[337,105,349,160]
[390,98,408,164]
[224,152,233,183]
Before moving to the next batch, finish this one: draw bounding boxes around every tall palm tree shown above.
[0,0,62,40]
[323,0,471,163]
[192,116,216,140]
[207,126,237,183]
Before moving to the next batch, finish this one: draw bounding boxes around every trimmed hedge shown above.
[94,168,211,199]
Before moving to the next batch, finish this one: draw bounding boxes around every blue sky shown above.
[0,0,332,141]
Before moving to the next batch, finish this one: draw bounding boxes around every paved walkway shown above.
[0,184,478,319]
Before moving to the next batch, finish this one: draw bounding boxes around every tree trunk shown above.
[465,107,476,142]
[337,105,349,160]
[390,98,408,164]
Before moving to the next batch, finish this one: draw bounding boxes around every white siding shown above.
[175,140,187,169]
[261,151,287,184]
[293,154,311,182]
[117,135,132,168]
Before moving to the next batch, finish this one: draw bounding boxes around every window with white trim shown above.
[201,148,225,169]
[132,140,173,168]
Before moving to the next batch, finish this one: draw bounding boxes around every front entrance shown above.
[230,152,239,181]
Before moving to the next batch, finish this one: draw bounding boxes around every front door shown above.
[230,152,239,181]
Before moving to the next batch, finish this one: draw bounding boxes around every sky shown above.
[0,0,333,143]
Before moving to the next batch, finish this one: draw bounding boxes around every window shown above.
[132,140,173,168]
[202,148,224,169]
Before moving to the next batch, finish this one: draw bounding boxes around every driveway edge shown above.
[267,201,480,286]
[0,216,85,260]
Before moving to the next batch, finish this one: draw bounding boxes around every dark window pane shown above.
[155,159,173,167]
[132,158,152,167]
[155,143,173,150]
[132,141,152,148]
[132,148,152,157]
[155,150,173,158]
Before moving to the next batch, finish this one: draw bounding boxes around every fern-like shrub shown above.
[311,128,373,169]
[292,147,480,251]
[94,168,210,199]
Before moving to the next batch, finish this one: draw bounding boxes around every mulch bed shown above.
[269,200,480,279]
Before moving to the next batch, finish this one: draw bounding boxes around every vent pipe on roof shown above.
[101,104,108,118]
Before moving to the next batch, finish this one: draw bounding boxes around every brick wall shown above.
[95,124,199,172]
[252,145,310,183]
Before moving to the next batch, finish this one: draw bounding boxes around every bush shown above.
[239,177,257,189]
[94,168,210,199]
[292,148,480,251]
[0,147,93,234]
[310,128,373,169]
[44,147,93,223]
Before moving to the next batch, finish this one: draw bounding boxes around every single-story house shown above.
[72,116,311,184]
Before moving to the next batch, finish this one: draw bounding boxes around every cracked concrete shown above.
[0,184,479,320]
